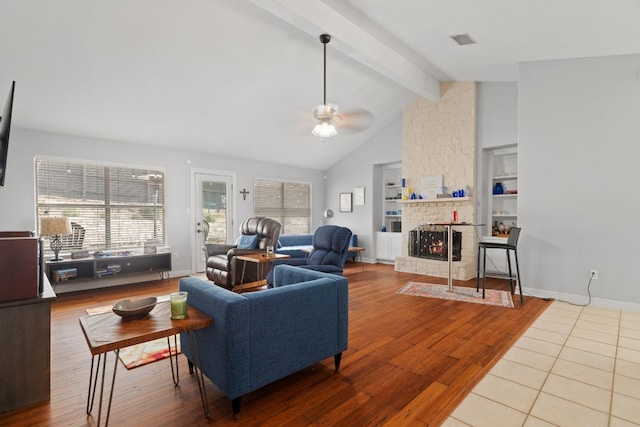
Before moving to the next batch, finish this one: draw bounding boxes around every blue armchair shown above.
[179,265,348,418]
[266,225,352,285]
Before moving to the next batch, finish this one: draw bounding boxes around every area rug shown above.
[397,282,514,308]
[117,337,180,370]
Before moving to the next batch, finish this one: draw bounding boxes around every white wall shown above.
[519,54,640,310]
[0,128,325,275]
[477,82,518,234]
[323,116,404,258]
[478,82,518,150]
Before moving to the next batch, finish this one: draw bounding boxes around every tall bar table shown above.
[429,222,483,292]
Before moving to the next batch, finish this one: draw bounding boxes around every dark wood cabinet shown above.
[0,276,56,413]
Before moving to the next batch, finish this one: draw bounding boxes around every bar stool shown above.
[476,227,523,304]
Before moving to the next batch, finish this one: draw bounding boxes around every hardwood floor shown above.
[0,263,550,427]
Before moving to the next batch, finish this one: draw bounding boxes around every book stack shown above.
[52,268,78,282]
[96,264,122,277]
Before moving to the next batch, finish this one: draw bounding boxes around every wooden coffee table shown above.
[235,252,290,292]
[79,302,212,426]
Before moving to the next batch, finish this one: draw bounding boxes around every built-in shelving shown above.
[382,163,403,232]
[488,147,518,237]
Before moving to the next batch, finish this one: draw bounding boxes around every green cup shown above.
[170,291,188,320]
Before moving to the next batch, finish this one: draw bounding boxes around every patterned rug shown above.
[397,282,514,308]
[117,337,180,370]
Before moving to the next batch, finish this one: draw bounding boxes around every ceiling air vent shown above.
[450,33,476,46]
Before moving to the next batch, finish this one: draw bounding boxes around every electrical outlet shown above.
[590,270,598,280]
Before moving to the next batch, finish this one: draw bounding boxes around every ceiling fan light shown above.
[312,120,337,138]
[313,104,337,120]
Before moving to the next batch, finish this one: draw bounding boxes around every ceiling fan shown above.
[311,34,373,139]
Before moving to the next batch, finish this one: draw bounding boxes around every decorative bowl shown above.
[112,297,157,319]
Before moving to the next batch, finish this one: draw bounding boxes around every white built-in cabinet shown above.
[482,146,518,275]
[377,162,403,262]
[382,162,402,232]
[376,232,402,262]
[487,146,518,236]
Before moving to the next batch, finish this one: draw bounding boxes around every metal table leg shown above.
[447,224,453,292]
[186,331,210,418]
[88,350,119,427]
[86,354,102,414]
[168,335,180,385]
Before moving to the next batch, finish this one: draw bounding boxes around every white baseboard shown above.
[522,287,640,313]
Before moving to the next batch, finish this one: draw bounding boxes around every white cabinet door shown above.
[376,232,402,261]
[390,233,403,258]
[376,232,390,260]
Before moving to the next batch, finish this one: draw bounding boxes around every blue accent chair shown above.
[179,265,348,418]
[266,225,352,286]
[277,233,359,261]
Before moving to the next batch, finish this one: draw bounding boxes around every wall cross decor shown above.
[240,188,250,200]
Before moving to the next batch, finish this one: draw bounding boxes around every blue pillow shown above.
[237,234,259,249]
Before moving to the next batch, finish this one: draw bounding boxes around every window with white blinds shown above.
[254,179,311,235]
[35,159,165,253]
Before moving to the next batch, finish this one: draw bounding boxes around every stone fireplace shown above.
[395,82,478,281]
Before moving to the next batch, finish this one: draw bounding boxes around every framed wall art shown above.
[339,192,353,212]
[354,187,365,206]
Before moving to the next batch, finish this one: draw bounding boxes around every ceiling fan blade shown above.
[333,108,374,134]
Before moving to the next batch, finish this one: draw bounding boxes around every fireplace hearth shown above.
[409,225,462,261]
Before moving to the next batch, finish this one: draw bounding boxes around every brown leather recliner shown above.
[203,217,281,290]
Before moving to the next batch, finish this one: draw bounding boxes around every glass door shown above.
[194,172,233,272]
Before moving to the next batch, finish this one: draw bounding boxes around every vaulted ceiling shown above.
[1,0,639,170]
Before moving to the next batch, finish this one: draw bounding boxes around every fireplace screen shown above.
[409,225,461,261]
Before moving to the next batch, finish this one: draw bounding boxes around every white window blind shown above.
[254,179,311,234]
[35,159,165,253]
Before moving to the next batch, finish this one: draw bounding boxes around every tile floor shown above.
[443,301,640,427]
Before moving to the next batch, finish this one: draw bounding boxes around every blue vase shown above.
[493,182,504,195]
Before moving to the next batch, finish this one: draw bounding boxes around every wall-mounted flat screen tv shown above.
[0,81,16,187]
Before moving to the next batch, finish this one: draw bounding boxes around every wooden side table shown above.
[235,252,290,292]
[79,302,212,426]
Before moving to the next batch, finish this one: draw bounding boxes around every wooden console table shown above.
[46,252,171,293]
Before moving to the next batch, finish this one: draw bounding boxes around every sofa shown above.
[277,233,359,261]
[179,264,349,418]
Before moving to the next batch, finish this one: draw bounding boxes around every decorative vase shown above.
[493,182,504,195]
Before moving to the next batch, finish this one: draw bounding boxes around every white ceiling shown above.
[1,0,639,170]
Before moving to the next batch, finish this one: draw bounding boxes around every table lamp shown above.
[40,217,72,261]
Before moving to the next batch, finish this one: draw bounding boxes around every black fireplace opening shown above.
[409,225,462,261]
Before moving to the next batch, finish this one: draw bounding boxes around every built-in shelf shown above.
[487,146,518,241]
[382,163,403,234]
